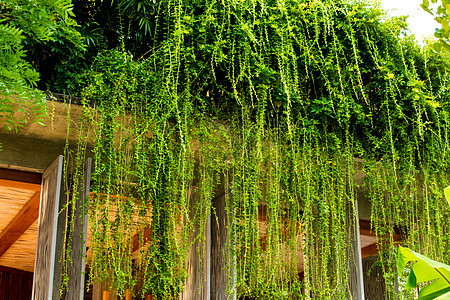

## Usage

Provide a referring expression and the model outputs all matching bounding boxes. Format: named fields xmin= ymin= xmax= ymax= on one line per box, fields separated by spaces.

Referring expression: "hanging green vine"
xmin=64 ymin=0 xmax=450 ymax=298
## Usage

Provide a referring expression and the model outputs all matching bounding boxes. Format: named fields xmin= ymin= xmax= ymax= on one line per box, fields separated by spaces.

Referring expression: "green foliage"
xmin=63 ymin=0 xmax=450 ymax=298
xmin=0 ymin=0 xmax=84 ymax=130
xmin=398 ymin=246 xmax=450 ymax=299
xmin=421 ymin=0 xmax=450 ymax=51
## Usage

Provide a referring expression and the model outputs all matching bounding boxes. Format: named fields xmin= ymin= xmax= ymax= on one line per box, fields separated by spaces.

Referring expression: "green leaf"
xmin=443 ymin=41 xmax=450 ymax=51
xmin=398 ymin=246 xmax=450 ymax=299
xmin=445 ymin=186 xmax=450 ymax=206
xmin=406 ymin=269 xmax=417 ymax=288
xmin=444 ymin=19 xmax=450 ymax=31
xmin=435 ymin=290 xmax=450 ymax=300
xmin=419 ymin=280 xmax=450 ymax=299
xmin=422 ymin=0 xmax=433 ymax=14
xmin=433 ymin=42 xmax=443 ymax=52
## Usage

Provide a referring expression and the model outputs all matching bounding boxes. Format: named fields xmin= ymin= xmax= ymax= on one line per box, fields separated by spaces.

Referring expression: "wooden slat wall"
xmin=0 ymin=266 xmax=33 ymax=300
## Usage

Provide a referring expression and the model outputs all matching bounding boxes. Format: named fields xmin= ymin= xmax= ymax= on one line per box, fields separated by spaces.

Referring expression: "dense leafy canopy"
xmin=0 ymin=0 xmax=84 ymax=131
xmin=5 ymin=0 xmax=450 ymax=298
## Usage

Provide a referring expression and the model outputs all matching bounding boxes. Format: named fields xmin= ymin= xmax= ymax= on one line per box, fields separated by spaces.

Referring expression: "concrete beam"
xmin=0 ymin=132 xmax=92 ymax=172
xmin=0 ymin=100 xmax=92 ymax=145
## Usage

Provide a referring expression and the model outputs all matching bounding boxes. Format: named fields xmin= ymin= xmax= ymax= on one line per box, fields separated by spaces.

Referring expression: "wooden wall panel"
xmin=363 ymin=256 xmax=386 ymax=299
xmin=0 ymin=220 xmax=39 ymax=272
xmin=0 ymin=266 xmax=33 ymax=300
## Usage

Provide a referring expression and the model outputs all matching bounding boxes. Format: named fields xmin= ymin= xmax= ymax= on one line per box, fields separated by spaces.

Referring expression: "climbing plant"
xmin=66 ymin=0 xmax=450 ymax=298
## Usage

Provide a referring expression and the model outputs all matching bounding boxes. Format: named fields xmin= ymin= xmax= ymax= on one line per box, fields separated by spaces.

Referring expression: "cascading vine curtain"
xmin=64 ymin=0 xmax=450 ymax=298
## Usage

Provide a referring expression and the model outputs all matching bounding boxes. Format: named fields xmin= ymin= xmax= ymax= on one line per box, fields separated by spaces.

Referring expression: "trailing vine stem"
xmin=65 ymin=0 xmax=450 ymax=298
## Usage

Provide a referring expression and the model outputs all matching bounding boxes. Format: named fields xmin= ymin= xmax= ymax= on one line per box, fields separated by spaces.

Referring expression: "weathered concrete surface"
xmin=0 ymin=132 xmax=91 ymax=173
xmin=0 ymin=100 xmax=93 ymax=172
xmin=0 ymin=100 xmax=93 ymax=145
xmin=0 ymin=99 xmax=373 ymax=222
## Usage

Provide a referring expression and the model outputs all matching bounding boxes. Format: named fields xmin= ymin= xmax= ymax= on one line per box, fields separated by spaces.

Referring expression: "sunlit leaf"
xmin=445 ymin=186 xmax=450 ymax=206
xmin=398 ymin=246 xmax=450 ymax=299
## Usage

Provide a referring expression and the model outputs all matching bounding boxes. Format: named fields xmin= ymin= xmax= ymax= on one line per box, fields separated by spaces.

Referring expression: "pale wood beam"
xmin=361 ymin=244 xmax=378 ymax=259
xmin=0 ymin=179 xmax=41 ymax=191
xmin=0 ymin=191 xmax=40 ymax=257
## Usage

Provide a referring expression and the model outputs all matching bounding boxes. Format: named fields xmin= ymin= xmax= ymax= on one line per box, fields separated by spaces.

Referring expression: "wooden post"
xmin=211 ymin=173 xmax=235 ymax=300
xmin=211 ymin=190 xmax=227 ymax=299
xmin=210 ymin=175 xmax=236 ymax=300
xmin=125 ymin=289 xmax=131 ymax=300
xmin=31 ymin=155 xmax=65 ymax=300
xmin=102 ymin=291 xmax=109 ymax=300
xmin=362 ymin=256 xmax=386 ymax=298
xmin=179 ymin=187 xmax=208 ymax=299
xmin=66 ymin=158 xmax=92 ymax=300
xmin=349 ymin=200 xmax=365 ymax=299
xmin=206 ymin=213 xmax=211 ymax=300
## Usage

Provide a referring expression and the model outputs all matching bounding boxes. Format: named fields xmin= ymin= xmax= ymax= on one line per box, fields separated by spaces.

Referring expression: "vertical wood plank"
xmin=31 ymin=155 xmax=64 ymax=300
xmin=205 ymin=213 xmax=211 ymax=300
xmin=52 ymin=184 xmax=68 ymax=300
xmin=66 ymin=158 xmax=92 ymax=300
xmin=103 ymin=291 xmax=110 ymax=300
xmin=179 ymin=188 xmax=207 ymax=299
xmin=349 ymin=200 xmax=365 ymax=299
xmin=92 ymin=282 xmax=101 ymax=300
xmin=362 ymin=256 xmax=386 ymax=298
xmin=92 ymin=278 xmax=118 ymax=300
xmin=125 ymin=289 xmax=132 ymax=300
xmin=211 ymin=173 xmax=235 ymax=300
